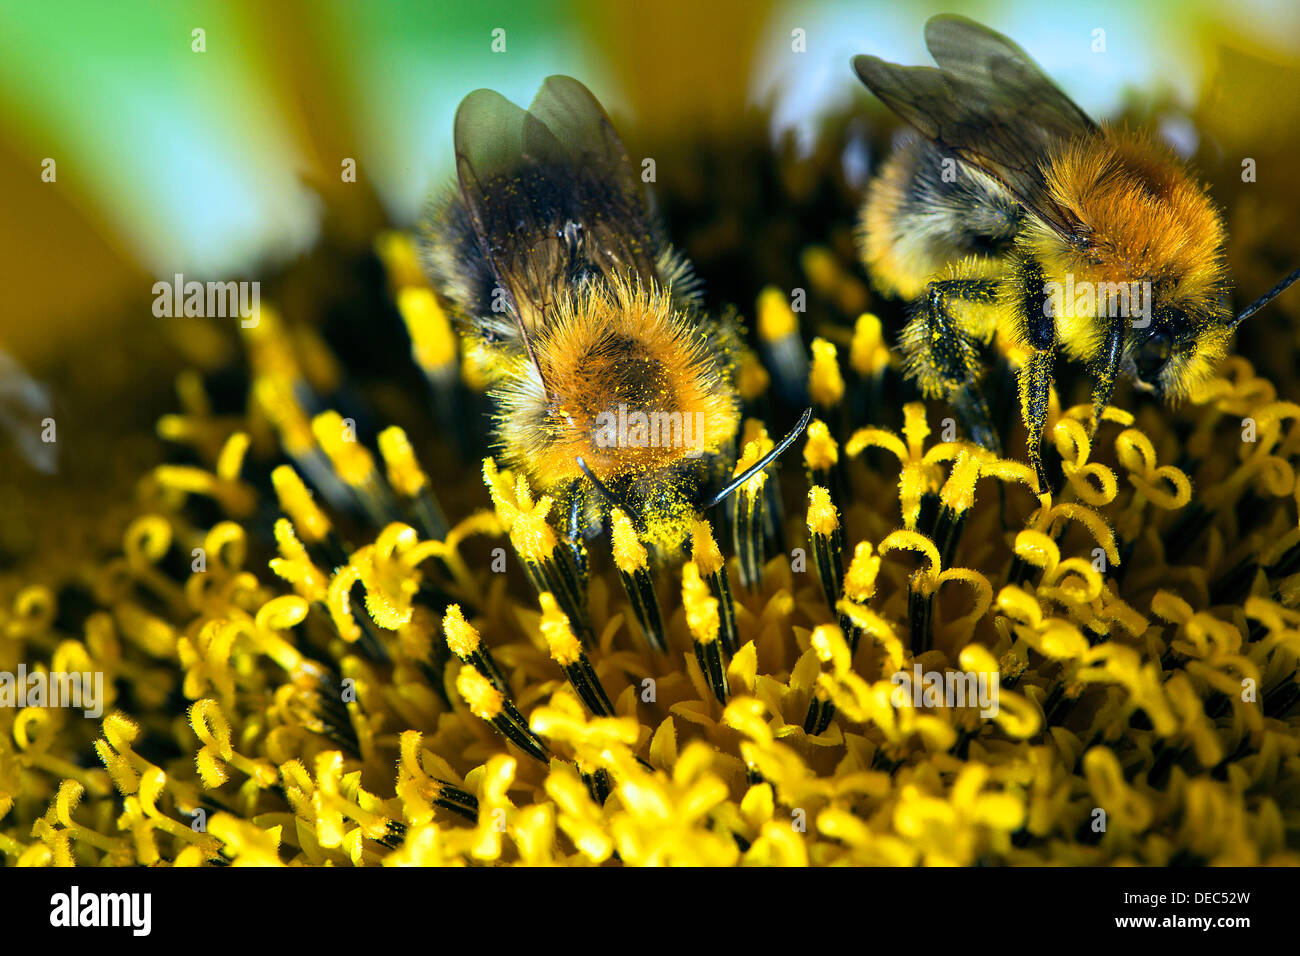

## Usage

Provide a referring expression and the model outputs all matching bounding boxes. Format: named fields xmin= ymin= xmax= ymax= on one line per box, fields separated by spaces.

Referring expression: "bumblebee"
xmin=421 ymin=76 xmax=805 ymax=560
xmin=853 ymin=15 xmax=1300 ymax=492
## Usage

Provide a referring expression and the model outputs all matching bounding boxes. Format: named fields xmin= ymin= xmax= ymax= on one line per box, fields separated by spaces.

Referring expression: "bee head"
xmin=1124 ymin=291 xmax=1233 ymax=402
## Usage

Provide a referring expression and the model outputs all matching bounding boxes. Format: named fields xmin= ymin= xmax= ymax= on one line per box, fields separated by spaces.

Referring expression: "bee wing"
xmin=853 ymin=15 xmax=1097 ymax=240
xmin=453 ymin=75 xmax=657 ymax=332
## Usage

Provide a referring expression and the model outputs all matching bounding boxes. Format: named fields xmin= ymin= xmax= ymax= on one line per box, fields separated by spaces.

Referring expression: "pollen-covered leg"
xmin=951 ymin=382 xmax=1001 ymax=454
xmin=1007 ymin=257 xmax=1060 ymax=495
xmin=1019 ymin=349 xmax=1054 ymax=495
xmin=898 ymin=277 xmax=1000 ymax=449
xmin=1089 ymin=315 xmax=1123 ymax=432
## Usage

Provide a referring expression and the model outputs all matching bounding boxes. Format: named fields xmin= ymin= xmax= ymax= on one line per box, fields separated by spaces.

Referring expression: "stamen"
xmin=378 ymin=426 xmax=450 ymax=540
xmin=729 ymin=430 xmax=772 ymax=591
xmin=483 ymin=462 xmax=593 ymax=645
xmin=690 ymin=519 xmax=737 ymax=655
xmin=312 ymin=411 xmax=400 ymax=528
xmin=539 ymin=593 xmax=614 ymax=717
xmin=683 ymin=561 xmax=729 ymax=704
xmin=444 ymin=606 xmax=549 ymax=763
xmin=611 ymin=509 xmax=667 ymax=652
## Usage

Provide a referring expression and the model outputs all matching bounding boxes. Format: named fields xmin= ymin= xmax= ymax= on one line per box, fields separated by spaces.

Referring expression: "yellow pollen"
xmin=271 ymin=465 xmax=331 ymax=543
xmin=538 ymin=593 xmax=582 ymax=666
xmin=610 ymin=509 xmax=648 ymax=573
xmin=312 ymin=411 xmax=376 ymax=487
xmin=843 ymin=541 xmax=881 ymax=604
xmin=456 ymin=666 xmax=503 ymax=721
xmin=397 ymin=287 xmax=458 ymax=371
xmin=378 ymin=426 xmax=428 ymax=498
xmin=757 ymin=286 xmax=798 ymax=342
xmin=510 ymin=505 xmax=558 ymax=562
xmin=808 ymin=338 xmax=845 ymax=408
xmin=806 ymin=486 xmax=840 ymax=537
xmin=850 ymin=312 xmax=891 ymax=377
xmin=940 ymin=451 xmax=981 ymax=514
xmin=681 ymin=561 xmax=720 ymax=645
xmin=442 ymin=605 xmax=481 ymax=658
xmin=690 ymin=519 xmax=725 ymax=577
xmin=803 ymin=419 xmax=839 ymax=470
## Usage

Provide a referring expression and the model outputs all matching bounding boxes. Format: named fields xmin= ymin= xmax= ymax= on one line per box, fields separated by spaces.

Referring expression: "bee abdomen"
xmin=858 ymin=138 xmax=1021 ymax=301
xmin=419 ymin=187 xmax=499 ymax=329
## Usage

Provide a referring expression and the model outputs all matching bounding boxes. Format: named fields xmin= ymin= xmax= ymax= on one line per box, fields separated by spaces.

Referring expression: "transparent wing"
xmin=453 ymin=75 xmax=657 ymax=334
xmin=853 ymin=15 xmax=1097 ymax=239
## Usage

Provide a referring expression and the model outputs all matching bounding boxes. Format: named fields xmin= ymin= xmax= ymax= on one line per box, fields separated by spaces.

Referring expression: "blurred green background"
xmin=2 ymin=0 xmax=1298 ymax=361
xmin=0 ymin=0 xmax=1297 ymax=428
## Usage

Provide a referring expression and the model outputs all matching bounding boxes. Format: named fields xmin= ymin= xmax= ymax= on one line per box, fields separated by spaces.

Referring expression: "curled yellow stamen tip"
xmin=610 ymin=509 xmax=648 ymax=573
xmin=757 ymin=286 xmax=798 ymax=343
xmin=803 ymin=419 xmax=839 ymax=471
xmin=216 ymin=432 xmax=250 ymax=482
xmin=273 ymin=517 xmax=306 ymax=559
xmin=378 ymin=426 xmax=428 ymax=498
xmin=326 ymin=563 xmax=363 ymax=643
xmin=850 ymin=312 xmax=891 ymax=377
xmin=880 ymin=530 xmax=942 ymax=585
xmin=690 ymin=519 xmax=725 ymax=577
xmin=844 ymin=541 xmax=881 ymax=604
xmin=397 ymin=287 xmax=458 ymax=372
xmin=682 ymin=561 xmax=720 ymax=645
xmin=808 ymin=338 xmax=845 ymax=408
xmin=311 ymin=411 xmax=375 ymax=487
xmin=456 ymin=665 xmax=503 ymax=721
xmin=807 ymin=486 xmax=840 ymax=536
xmin=442 ymin=604 xmax=481 ymax=659
xmin=270 ymin=519 xmax=328 ymax=601
xmin=940 ymin=450 xmax=981 ymax=514
xmin=271 ymin=465 xmax=331 ymax=543
xmin=538 ymin=593 xmax=582 ymax=666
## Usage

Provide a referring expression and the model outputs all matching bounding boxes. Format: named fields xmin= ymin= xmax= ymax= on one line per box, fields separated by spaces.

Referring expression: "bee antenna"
xmin=702 ymin=407 xmax=813 ymax=511
xmin=575 ymin=456 xmax=620 ymax=507
xmin=1230 ymin=265 xmax=1300 ymax=330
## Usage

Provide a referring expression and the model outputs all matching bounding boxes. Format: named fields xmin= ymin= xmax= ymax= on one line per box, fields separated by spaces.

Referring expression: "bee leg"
xmin=564 ymin=480 xmax=591 ymax=598
xmin=1019 ymin=349 xmax=1055 ymax=495
xmin=1089 ymin=315 xmax=1123 ymax=434
xmin=567 ymin=480 xmax=583 ymax=544
xmin=902 ymin=277 xmax=1000 ymax=446
xmin=1008 ymin=261 xmax=1059 ymax=495
xmin=951 ymin=381 xmax=1002 ymax=454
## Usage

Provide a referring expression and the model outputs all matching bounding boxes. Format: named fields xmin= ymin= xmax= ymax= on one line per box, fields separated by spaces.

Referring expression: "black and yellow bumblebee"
xmin=853 ymin=15 xmax=1300 ymax=491
xmin=422 ymin=76 xmax=806 ymax=560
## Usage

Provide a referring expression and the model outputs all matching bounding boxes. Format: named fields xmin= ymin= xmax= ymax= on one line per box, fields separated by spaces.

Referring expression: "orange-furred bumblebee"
xmin=421 ymin=76 xmax=807 ymax=561
xmin=853 ymin=15 xmax=1300 ymax=492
